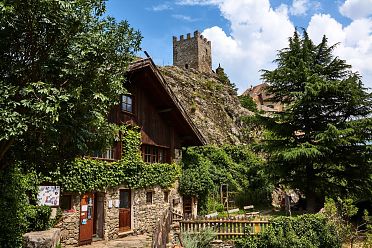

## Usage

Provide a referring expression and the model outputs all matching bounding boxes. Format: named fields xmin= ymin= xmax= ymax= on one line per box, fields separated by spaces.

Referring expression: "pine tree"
xmin=261 ymin=31 xmax=372 ymax=212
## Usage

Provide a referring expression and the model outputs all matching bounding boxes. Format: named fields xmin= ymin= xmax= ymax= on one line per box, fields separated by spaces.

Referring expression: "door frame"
xmin=93 ymin=192 xmax=105 ymax=240
xmin=118 ymin=188 xmax=133 ymax=232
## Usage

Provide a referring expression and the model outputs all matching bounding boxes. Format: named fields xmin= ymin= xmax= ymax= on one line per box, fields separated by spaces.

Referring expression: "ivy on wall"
xmin=49 ymin=126 xmax=181 ymax=193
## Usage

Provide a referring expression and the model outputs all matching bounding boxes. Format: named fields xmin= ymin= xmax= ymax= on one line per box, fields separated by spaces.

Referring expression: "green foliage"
xmin=26 ymin=205 xmax=52 ymax=232
xmin=0 ymin=0 xmax=142 ymax=170
xmin=260 ymin=31 xmax=372 ymax=211
xmin=324 ymin=197 xmax=372 ymax=247
xmin=216 ymin=67 xmax=236 ymax=91
xmin=179 ymin=145 xmax=271 ymax=214
xmin=0 ymin=164 xmax=39 ymax=247
xmin=54 ymin=158 xmax=181 ymax=193
xmin=239 ymin=95 xmax=258 ymax=112
xmin=236 ymin=214 xmax=342 ymax=248
xmin=50 ymin=127 xmax=180 ymax=193
xmin=181 ymin=228 xmax=216 ymax=248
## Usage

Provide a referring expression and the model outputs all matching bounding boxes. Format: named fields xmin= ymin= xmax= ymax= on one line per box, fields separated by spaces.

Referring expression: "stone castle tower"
xmin=173 ymin=30 xmax=212 ymax=73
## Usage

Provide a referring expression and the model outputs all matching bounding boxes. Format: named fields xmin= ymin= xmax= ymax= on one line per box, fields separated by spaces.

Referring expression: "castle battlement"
xmin=172 ymin=30 xmax=212 ymax=73
xmin=172 ymin=31 xmax=211 ymax=45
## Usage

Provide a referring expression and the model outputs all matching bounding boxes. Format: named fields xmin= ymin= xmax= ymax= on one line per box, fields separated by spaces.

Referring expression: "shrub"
xmin=236 ymin=214 xmax=342 ymax=248
xmin=181 ymin=228 xmax=216 ymax=248
xmin=26 ymin=205 xmax=52 ymax=232
xmin=0 ymin=164 xmax=39 ymax=247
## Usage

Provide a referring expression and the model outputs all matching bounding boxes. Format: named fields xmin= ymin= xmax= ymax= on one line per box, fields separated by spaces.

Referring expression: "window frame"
xmin=121 ymin=94 xmax=134 ymax=113
xmin=141 ymin=145 xmax=169 ymax=164
xmin=91 ymin=145 xmax=116 ymax=161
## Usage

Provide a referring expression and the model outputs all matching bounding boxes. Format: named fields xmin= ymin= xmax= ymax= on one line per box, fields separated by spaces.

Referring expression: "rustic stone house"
xmin=242 ymin=83 xmax=284 ymax=112
xmin=57 ymin=58 xmax=205 ymax=246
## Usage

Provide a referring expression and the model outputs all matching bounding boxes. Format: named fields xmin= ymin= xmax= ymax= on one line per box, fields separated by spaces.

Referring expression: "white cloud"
xmin=198 ymin=0 xmax=295 ymax=92
xmin=150 ymin=3 xmax=172 ymax=11
xmin=290 ymin=0 xmax=309 ymax=16
xmin=175 ymin=0 xmax=372 ymax=91
xmin=172 ymin=14 xmax=199 ymax=22
xmin=339 ymin=0 xmax=372 ymax=20
xmin=176 ymin=0 xmax=223 ymax=5
xmin=307 ymin=14 xmax=346 ymax=45
xmin=307 ymin=13 xmax=372 ymax=89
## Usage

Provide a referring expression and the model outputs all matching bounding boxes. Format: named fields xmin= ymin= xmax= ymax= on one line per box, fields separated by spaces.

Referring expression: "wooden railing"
xmin=180 ymin=217 xmax=270 ymax=240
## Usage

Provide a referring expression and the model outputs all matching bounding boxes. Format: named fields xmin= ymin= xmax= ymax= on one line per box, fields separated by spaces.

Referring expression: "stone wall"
xmin=57 ymin=195 xmax=80 ymax=246
xmin=57 ymin=182 xmax=182 ymax=246
xmin=23 ymin=228 xmax=61 ymax=248
xmin=104 ymin=189 xmax=120 ymax=240
xmin=132 ymin=181 xmax=183 ymax=234
xmin=173 ymin=30 xmax=212 ymax=73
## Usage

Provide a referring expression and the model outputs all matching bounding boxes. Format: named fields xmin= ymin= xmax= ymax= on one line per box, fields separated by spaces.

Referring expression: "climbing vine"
xmin=49 ymin=125 xmax=181 ymax=193
xmin=180 ymin=145 xmax=272 ymax=213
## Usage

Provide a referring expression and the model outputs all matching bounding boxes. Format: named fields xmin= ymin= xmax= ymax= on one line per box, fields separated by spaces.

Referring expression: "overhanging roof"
xmin=127 ymin=58 xmax=206 ymax=146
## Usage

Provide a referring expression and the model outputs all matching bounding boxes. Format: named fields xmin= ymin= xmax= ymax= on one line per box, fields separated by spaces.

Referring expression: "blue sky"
xmin=106 ymin=0 xmax=372 ymax=93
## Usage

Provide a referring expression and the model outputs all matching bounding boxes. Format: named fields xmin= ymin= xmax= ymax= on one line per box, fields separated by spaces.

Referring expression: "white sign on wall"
xmin=37 ymin=186 xmax=60 ymax=207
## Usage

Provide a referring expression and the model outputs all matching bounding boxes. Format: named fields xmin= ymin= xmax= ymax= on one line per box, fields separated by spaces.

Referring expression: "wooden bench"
xmin=243 ymin=205 xmax=254 ymax=211
xmin=245 ymin=211 xmax=260 ymax=217
xmin=244 ymin=205 xmax=260 ymax=216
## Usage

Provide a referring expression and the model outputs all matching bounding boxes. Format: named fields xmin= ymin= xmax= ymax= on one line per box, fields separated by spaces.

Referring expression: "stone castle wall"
xmin=173 ymin=30 xmax=212 ymax=73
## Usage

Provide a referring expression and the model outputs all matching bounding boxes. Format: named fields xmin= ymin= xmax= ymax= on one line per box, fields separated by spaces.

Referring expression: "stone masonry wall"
xmin=132 ymin=181 xmax=183 ymax=234
xmin=104 ymin=189 xmax=120 ymax=240
xmin=57 ymin=182 xmax=182 ymax=246
xmin=173 ymin=30 xmax=212 ymax=73
xmin=57 ymin=195 xmax=80 ymax=246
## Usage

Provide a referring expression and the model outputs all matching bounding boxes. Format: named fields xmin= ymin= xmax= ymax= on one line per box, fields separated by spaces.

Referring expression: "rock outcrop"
xmin=159 ymin=66 xmax=251 ymax=145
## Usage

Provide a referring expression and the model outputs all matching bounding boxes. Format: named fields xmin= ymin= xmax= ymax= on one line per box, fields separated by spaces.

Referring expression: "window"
xmin=119 ymin=189 xmax=130 ymax=209
xmin=141 ymin=145 xmax=169 ymax=163
xmin=121 ymin=95 xmax=133 ymax=113
xmin=60 ymin=195 xmax=72 ymax=211
xmin=146 ymin=192 xmax=153 ymax=204
xmin=185 ymin=64 xmax=189 ymax=69
xmin=144 ymin=145 xmax=152 ymax=163
xmin=164 ymin=191 xmax=169 ymax=203
xmin=92 ymin=146 xmax=116 ymax=160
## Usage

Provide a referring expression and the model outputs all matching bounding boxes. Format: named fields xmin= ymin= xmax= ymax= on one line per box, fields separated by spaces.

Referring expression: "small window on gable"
xmin=185 ymin=64 xmax=189 ymax=69
xmin=146 ymin=192 xmax=153 ymax=204
xmin=121 ymin=95 xmax=133 ymax=113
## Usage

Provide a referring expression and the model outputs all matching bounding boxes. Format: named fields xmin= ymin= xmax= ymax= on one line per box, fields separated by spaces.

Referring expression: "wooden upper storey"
xmin=108 ymin=58 xmax=205 ymax=162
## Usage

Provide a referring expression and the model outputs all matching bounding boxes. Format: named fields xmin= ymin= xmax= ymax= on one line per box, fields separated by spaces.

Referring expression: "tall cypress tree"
xmin=261 ymin=31 xmax=372 ymax=212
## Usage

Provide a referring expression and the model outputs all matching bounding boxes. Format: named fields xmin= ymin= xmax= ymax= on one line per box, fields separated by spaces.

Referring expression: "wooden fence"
xmin=180 ymin=217 xmax=270 ymax=240
xmin=151 ymin=207 xmax=172 ymax=248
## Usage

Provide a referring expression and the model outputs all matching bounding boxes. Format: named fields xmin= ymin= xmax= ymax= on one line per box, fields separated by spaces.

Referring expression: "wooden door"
xmin=79 ymin=193 xmax=94 ymax=245
xmin=183 ymin=196 xmax=192 ymax=218
xmin=119 ymin=189 xmax=131 ymax=232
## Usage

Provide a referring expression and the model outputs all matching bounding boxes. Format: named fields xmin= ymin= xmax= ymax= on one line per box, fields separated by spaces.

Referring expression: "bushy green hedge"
xmin=26 ymin=205 xmax=52 ymax=232
xmin=236 ymin=214 xmax=342 ymax=248
xmin=0 ymin=165 xmax=39 ymax=247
